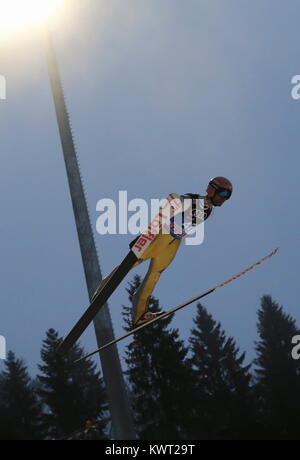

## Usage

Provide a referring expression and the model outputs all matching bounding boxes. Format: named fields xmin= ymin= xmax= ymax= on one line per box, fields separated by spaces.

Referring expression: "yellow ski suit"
xmin=131 ymin=233 xmax=182 ymax=324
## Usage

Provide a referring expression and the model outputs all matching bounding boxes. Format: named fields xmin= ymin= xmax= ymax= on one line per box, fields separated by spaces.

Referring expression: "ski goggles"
xmin=216 ymin=188 xmax=232 ymax=199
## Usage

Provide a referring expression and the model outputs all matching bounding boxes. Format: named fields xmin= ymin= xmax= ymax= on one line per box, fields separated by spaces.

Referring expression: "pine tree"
xmin=189 ymin=303 xmax=254 ymax=440
xmin=37 ymin=329 xmax=108 ymax=439
xmin=254 ymin=295 xmax=300 ymax=439
xmin=0 ymin=351 xmax=43 ymax=440
xmin=123 ymin=276 xmax=194 ymax=440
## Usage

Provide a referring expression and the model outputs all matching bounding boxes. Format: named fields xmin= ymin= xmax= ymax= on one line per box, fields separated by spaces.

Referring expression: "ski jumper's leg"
xmin=132 ymin=234 xmax=182 ymax=325
xmin=91 ymin=234 xmax=163 ymax=301
xmin=92 ymin=232 xmax=162 ymax=301
xmin=91 ymin=233 xmax=161 ymax=301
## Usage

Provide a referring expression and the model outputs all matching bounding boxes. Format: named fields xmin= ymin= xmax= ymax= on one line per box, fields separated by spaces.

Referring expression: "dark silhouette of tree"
xmin=37 ymin=329 xmax=108 ymax=439
xmin=0 ymin=351 xmax=43 ymax=440
xmin=189 ymin=303 xmax=255 ymax=439
xmin=3 ymin=293 xmax=297 ymax=441
xmin=123 ymin=276 xmax=194 ymax=440
xmin=254 ymin=295 xmax=300 ymax=440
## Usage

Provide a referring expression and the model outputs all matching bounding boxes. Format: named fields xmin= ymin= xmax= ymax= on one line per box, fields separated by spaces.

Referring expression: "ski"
xmin=57 ymin=194 xmax=183 ymax=355
xmin=57 ymin=251 xmax=138 ymax=355
xmin=75 ymin=248 xmax=279 ymax=363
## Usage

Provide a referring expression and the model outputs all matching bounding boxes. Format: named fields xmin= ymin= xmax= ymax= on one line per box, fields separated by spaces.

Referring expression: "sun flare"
xmin=0 ymin=0 xmax=62 ymax=31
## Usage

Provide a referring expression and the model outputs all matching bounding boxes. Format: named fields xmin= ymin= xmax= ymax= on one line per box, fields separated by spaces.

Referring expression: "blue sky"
xmin=0 ymin=0 xmax=299 ymax=374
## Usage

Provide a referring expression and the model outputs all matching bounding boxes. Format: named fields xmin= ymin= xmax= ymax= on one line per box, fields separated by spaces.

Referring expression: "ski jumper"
xmin=131 ymin=193 xmax=213 ymax=325
xmin=57 ymin=179 xmax=233 ymax=356
xmin=95 ymin=193 xmax=213 ymax=326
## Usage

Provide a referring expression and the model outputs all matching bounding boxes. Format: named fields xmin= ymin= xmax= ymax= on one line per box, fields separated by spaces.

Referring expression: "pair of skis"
xmin=57 ymin=194 xmax=279 ymax=360
xmin=75 ymin=247 xmax=279 ymax=363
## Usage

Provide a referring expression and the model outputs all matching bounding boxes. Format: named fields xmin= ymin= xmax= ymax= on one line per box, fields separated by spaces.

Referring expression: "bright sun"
xmin=0 ymin=0 xmax=63 ymax=31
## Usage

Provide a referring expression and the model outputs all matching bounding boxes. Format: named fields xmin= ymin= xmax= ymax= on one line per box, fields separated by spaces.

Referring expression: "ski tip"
xmin=262 ymin=247 xmax=279 ymax=259
xmin=270 ymin=247 xmax=280 ymax=258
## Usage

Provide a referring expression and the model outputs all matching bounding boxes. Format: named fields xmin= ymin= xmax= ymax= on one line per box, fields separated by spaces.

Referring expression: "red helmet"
xmin=206 ymin=176 xmax=233 ymax=200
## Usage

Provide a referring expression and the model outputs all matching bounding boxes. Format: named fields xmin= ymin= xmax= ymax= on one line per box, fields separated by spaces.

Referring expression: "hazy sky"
xmin=0 ymin=0 xmax=299 ymax=374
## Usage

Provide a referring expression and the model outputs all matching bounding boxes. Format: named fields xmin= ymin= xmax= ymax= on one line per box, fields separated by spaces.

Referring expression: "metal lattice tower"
xmin=44 ymin=24 xmax=135 ymax=440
